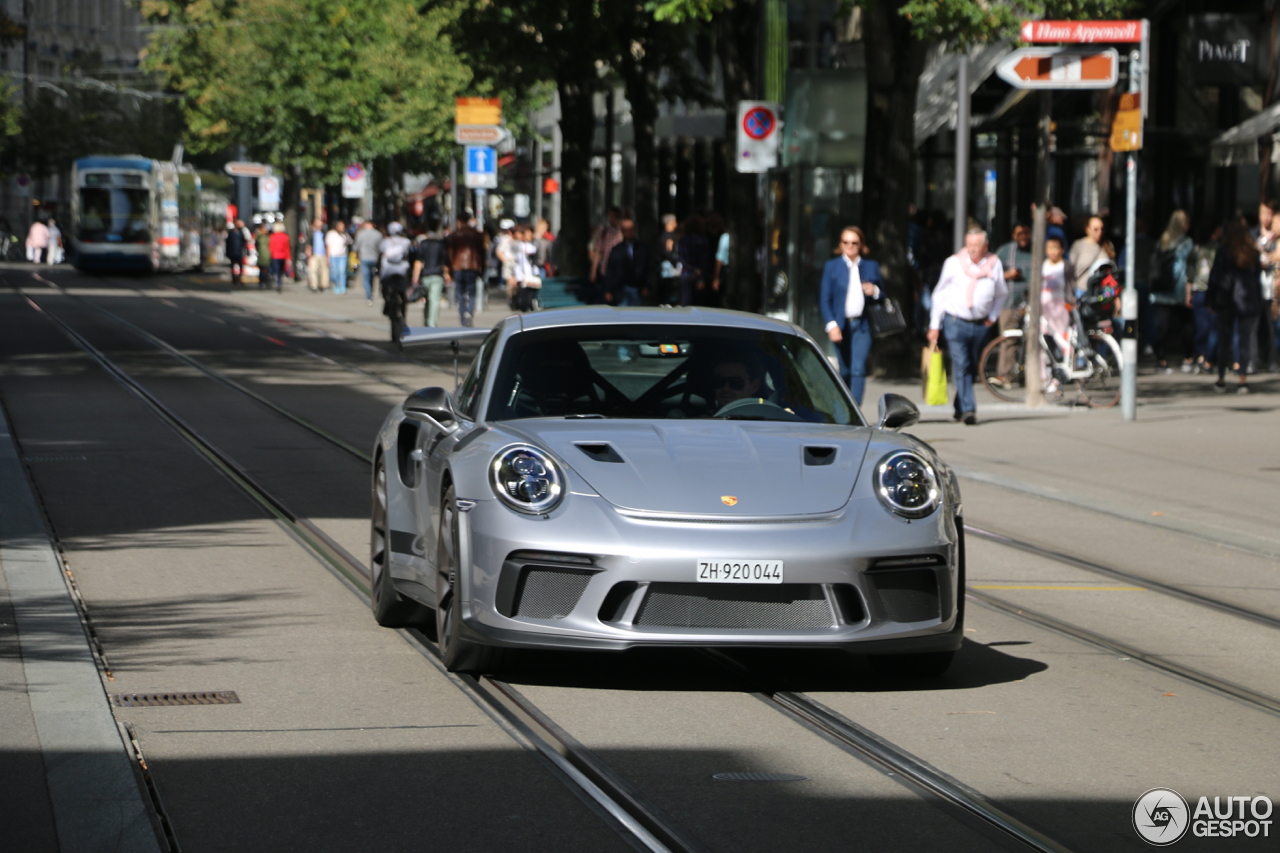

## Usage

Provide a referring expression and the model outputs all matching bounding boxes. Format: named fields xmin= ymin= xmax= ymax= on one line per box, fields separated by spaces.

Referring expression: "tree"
xmin=142 ymin=0 xmax=471 ymax=180
xmin=447 ymin=0 xmax=626 ymax=277
xmin=612 ymin=9 xmax=712 ymax=258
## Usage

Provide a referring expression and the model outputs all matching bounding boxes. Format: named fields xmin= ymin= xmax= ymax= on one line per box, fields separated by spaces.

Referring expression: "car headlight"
xmin=490 ymin=446 xmax=564 ymax=514
xmin=874 ymin=451 xmax=940 ymax=519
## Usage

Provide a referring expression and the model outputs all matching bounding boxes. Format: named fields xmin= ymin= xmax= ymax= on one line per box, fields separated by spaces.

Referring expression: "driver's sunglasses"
xmin=713 ymin=375 xmax=747 ymax=390
xmin=841 ymin=239 xmax=860 ymax=246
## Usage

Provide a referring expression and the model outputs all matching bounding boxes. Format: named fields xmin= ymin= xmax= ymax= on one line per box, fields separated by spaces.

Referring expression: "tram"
xmin=70 ymin=156 xmax=203 ymax=272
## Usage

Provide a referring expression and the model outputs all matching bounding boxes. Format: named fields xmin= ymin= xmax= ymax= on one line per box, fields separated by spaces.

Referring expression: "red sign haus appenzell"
xmin=1020 ymin=20 xmax=1143 ymax=43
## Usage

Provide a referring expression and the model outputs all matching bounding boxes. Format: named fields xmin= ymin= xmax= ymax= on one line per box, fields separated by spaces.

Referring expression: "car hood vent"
xmin=576 ymin=442 xmax=625 ymax=463
xmin=803 ymin=446 xmax=837 ymax=466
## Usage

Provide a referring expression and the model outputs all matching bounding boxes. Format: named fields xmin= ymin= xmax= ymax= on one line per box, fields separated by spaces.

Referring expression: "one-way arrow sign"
xmin=996 ymin=47 xmax=1119 ymax=89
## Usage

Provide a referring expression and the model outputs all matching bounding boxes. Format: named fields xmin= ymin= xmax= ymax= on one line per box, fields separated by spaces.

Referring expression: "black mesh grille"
xmin=512 ymin=567 xmax=593 ymax=619
xmin=871 ymin=569 xmax=941 ymax=623
xmin=634 ymin=584 xmax=835 ymax=629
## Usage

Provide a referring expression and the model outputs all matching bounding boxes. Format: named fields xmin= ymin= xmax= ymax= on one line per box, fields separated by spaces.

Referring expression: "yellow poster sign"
xmin=455 ymin=98 xmax=502 ymax=126
xmin=1110 ymin=108 xmax=1142 ymax=152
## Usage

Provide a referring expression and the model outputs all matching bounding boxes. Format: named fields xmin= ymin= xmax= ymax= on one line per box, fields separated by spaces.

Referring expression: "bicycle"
xmin=978 ymin=302 xmax=1124 ymax=408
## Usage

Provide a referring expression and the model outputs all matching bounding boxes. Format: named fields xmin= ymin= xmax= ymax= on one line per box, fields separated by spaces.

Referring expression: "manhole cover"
xmin=713 ymin=772 xmax=809 ymax=782
xmin=111 ymin=691 xmax=240 ymax=707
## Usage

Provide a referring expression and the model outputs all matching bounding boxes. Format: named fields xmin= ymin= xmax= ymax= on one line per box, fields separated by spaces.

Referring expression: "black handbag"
xmin=866 ymin=296 xmax=908 ymax=339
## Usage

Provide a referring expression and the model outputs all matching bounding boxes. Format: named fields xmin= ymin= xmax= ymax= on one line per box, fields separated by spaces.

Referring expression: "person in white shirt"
xmin=325 ymin=221 xmax=350 ymax=295
xmin=927 ymin=228 xmax=1007 ymax=424
xmin=1040 ymin=236 xmax=1075 ymax=392
xmin=818 ymin=225 xmax=883 ymax=405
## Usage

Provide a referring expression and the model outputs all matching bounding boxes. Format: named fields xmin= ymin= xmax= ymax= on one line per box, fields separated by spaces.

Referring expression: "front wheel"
xmin=978 ymin=331 xmax=1026 ymax=403
xmin=435 ymin=486 xmax=510 ymax=673
xmin=370 ymin=458 xmax=428 ymax=628
xmin=1075 ymin=333 xmax=1122 ymax=408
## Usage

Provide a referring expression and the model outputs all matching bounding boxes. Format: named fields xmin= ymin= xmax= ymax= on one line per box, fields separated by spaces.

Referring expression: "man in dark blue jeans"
xmin=926 ymin=228 xmax=1007 ymax=425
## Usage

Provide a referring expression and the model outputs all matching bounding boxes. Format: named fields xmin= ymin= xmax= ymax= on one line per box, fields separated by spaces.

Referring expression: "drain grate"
xmin=713 ymin=772 xmax=809 ymax=782
xmin=23 ymin=455 xmax=88 ymax=463
xmin=111 ymin=691 xmax=240 ymax=707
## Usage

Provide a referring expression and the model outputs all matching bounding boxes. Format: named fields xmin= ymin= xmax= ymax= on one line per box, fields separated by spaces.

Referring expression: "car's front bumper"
xmin=451 ymin=491 xmax=962 ymax=653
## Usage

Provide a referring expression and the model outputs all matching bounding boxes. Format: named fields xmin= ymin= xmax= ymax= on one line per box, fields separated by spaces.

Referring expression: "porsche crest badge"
xmin=721 ymin=496 xmax=738 ymax=506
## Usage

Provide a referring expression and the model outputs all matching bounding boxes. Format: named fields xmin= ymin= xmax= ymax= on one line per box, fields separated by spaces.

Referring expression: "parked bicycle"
xmin=978 ymin=271 xmax=1124 ymax=408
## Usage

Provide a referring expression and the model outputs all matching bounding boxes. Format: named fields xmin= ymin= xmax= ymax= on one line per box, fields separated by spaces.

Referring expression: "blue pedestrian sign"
xmin=465 ymin=145 xmax=497 ymax=189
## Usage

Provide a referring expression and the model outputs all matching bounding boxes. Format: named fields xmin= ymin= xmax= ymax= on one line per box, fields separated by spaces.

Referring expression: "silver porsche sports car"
xmin=370 ymin=308 xmax=964 ymax=674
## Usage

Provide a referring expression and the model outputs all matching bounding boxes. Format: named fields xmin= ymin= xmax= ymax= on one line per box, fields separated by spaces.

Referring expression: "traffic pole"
xmin=1025 ymin=90 xmax=1050 ymax=408
xmin=1120 ymin=26 xmax=1147 ymax=422
xmin=954 ymin=54 xmax=970 ymax=250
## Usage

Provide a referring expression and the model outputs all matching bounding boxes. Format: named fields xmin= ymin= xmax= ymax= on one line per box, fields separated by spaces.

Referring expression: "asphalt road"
xmin=1 ymin=263 xmax=1276 ymax=853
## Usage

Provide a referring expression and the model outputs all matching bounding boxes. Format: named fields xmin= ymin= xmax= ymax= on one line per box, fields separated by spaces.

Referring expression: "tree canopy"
xmin=140 ymin=0 xmax=473 ymax=179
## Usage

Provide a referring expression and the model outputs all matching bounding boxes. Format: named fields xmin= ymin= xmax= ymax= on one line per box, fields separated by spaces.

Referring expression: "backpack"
xmin=383 ymin=238 xmax=408 ymax=266
xmin=1149 ymin=246 xmax=1179 ymax=294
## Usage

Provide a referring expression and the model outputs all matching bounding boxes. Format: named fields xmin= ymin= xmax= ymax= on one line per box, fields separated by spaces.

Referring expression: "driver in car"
xmin=712 ymin=353 xmax=763 ymax=410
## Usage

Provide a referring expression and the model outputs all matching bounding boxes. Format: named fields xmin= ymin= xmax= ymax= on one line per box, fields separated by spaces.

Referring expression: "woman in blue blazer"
xmin=819 ymin=225 xmax=882 ymax=404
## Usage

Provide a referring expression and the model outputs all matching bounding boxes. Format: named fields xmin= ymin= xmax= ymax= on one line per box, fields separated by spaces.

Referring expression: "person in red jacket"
xmin=267 ymin=222 xmax=292 ymax=292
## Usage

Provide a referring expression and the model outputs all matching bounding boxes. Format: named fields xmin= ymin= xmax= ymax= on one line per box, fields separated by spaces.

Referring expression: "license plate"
xmin=696 ymin=560 xmax=784 ymax=584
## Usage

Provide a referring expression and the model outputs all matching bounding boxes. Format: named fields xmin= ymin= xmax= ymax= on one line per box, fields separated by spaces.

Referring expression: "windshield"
xmin=78 ymin=188 xmax=150 ymax=243
xmin=486 ymin=324 xmax=859 ymax=425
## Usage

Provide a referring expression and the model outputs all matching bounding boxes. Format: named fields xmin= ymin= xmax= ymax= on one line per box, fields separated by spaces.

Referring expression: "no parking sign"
xmin=736 ymin=101 xmax=781 ymax=173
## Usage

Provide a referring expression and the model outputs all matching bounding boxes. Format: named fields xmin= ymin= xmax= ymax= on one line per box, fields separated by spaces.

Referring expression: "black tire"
xmin=867 ymin=651 xmax=956 ymax=678
xmin=370 ymin=457 xmax=428 ymax=627
xmin=435 ymin=486 xmax=509 ymax=673
xmin=978 ymin=332 xmax=1026 ymax=403
xmin=1076 ymin=332 xmax=1122 ymax=408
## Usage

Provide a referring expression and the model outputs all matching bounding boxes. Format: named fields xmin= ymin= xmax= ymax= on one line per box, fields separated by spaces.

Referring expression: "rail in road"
xmin=8 ymin=273 xmax=1279 ymax=851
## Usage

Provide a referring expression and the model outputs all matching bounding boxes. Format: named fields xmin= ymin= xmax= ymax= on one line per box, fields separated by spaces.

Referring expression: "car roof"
xmin=510 ymin=306 xmax=801 ymax=336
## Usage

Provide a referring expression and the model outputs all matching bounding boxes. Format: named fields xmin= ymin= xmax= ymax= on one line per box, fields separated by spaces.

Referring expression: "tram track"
xmin=12 ymin=277 xmax=1280 ymax=852
xmin=12 ymin=273 xmax=1094 ymax=853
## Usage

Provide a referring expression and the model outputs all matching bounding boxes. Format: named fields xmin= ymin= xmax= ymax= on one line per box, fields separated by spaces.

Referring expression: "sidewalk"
xmin=0 ymin=402 xmax=163 ymax=853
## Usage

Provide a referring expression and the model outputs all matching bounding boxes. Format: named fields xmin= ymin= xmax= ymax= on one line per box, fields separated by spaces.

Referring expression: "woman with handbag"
xmin=819 ymin=225 xmax=882 ymax=405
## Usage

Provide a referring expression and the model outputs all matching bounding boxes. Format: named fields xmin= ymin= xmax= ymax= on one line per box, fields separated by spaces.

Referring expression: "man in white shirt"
xmin=926 ymin=228 xmax=1007 ymax=424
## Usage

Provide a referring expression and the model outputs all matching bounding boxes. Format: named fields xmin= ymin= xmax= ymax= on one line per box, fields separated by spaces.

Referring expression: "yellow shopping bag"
xmin=925 ymin=345 xmax=948 ymax=406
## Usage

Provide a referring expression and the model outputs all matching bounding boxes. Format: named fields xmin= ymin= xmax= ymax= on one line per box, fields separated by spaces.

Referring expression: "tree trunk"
xmin=618 ymin=33 xmax=660 ymax=280
xmin=716 ymin=0 xmax=762 ymax=312
xmin=556 ymin=68 xmax=597 ymax=279
xmin=862 ymin=1 xmax=926 ymax=377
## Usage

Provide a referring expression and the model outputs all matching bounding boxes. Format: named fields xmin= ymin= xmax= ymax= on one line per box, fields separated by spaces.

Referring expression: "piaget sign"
xmin=1184 ymin=14 xmax=1266 ymax=86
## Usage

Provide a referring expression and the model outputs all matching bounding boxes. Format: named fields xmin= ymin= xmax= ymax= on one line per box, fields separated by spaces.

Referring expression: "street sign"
xmin=224 ymin=161 xmax=271 ymax=178
xmin=342 ymin=162 xmax=367 ymax=199
xmin=455 ymin=125 xmax=506 ymax=145
xmin=996 ymin=48 xmax=1119 ymax=89
xmin=1020 ymin=20 xmax=1143 ymax=43
xmin=736 ymin=101 xmax=781 ymax=173
xmin=258 ymin=175 xmax=280 ymax=211
xmin=14 ymin=174 xmax=30 ymax=197
xmin=455 ymin=98 xmax=501 ymax=126
xmin=464 ymin=145 xmax=497 ymax=189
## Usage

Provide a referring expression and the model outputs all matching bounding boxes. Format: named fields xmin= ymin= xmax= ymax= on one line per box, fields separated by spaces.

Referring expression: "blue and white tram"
xmin=70 ymin=156 xmax=203 ymax=272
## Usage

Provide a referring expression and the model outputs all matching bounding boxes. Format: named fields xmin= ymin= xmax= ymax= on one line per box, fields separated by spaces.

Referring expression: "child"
xmin=1041 ymin=236 xmax=1074 ymax=391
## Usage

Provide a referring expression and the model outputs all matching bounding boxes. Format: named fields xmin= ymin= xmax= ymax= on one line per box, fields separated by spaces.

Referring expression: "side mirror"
xmin=404 ymin=387 xmax=456 ymax=427
xmin=877 ymin=393 xmax=919 ymax=431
